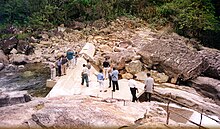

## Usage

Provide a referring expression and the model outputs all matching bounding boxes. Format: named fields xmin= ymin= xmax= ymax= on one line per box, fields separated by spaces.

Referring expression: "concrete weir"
xmin=46 ymin=42 xmax=145 ymax=100
xmin=45 ymin=43 xmax=220 ymax=127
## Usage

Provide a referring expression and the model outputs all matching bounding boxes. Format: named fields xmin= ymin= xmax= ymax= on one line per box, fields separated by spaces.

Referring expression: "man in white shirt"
xmin=128 ymin=75 xmax=138 ymax=102
xmin=144 ymin=73 xmax=154 ymax=102
xmin=81 ymin=64 xmax=89 ymax=87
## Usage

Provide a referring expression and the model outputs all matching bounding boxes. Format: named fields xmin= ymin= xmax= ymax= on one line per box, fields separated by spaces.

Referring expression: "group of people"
xmin=81 ymin=58 xmax=120 ymax=93
xmin=128 ymin=73 xmax=154 ymax=102
xmin=81 ymin=57 xmax=155 ymax=103
xmin=49 ymin=48 xmax=79 ymax=80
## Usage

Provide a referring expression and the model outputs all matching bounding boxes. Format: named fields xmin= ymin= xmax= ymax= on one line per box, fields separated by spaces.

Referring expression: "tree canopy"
xmin=0 ymin=0 xmax=219 ymax=49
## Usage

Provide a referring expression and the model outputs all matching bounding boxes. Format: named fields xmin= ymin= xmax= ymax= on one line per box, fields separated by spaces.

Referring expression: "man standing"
xmin=66 ymin=49 xmax=74 ymax=69
xmin=102 ymin=58 xmax=110 ymax=80
xmin=108 ymin=65 xmax=113 ymax=88
xmin=61 ymin=55 xmax=68 ymax=75
xmin=56 ymin=56 xmax=62 ymax=76
xmin=111 ymin=67 xmax=119 ymax=92
xmin=86 ymin=60 xmax=91 ymax=77
xmin=144 ymin=73 xmax=154 ymax=102
xmin=97 ymin=69 xmax=106 ymax=92
xmin=81 ymin=64 xmax=89 ymax=87
xmin=128 ymin=75 xmax=138 ymax=102
xmin=49 ymin=62 xmax=56 ymax=80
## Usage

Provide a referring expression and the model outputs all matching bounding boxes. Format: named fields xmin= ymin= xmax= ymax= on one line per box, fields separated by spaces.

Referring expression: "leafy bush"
xmin=17 ymin=33 xmax=30 ymax=40
xmin=0 ymin=0 xmax=219 ymax=48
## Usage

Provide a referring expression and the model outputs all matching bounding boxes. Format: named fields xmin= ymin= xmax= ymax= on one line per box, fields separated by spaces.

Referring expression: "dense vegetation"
xmin=0 ymin=0 xmax=220 ymax=49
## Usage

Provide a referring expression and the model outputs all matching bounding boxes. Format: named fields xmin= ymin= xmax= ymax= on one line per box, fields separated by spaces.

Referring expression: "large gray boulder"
xmin=0 ymin=36 xmax=18 ymax=54
xmin=9 ymin=54 xmax=29 ymax=65
xmin=93 ymin=50 xmax=135 ymax=70
xmin=0 ymin=50 xmax=9 ymax=65
xmin=189 ymin=76 xmax=220 ymax=102
xmin=125 ymin=60 xmax=143 ymax=74
xmin=0 ymin=91 xmax=31 ymax=107
xmin=17 ymin=40 xmax=34 ymax=55
xmin=199 ymin=48 xmax=220 ymax=79
xmin=104 ymin=50 xmax=136 ymax=70
xmin=137 ymin=39 xmax=208 ymax=81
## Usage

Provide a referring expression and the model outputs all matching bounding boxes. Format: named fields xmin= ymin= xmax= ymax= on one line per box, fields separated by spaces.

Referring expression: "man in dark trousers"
xmin=81 ymin=64 xmax=89 ymax=87
xmin=111 ymin=67 xmax=119 ymax=92
xmin=103 ymin=58 xmax=110 ymax=80
xmin=128 ymin=75 xmax=139 ymax=102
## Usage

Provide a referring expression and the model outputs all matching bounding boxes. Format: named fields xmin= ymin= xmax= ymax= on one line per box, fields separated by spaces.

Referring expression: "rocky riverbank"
xmin=0 ymin=63 xmax=51 ymax=96
xmin=0 ymin=95 xmax=200 ymax=129
xmin=0 ymin=17 xmax=220 ymax=127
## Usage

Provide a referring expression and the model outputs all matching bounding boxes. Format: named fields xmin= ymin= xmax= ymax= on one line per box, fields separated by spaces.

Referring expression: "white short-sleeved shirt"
xmin=128 ymin=79 xmax=137 ymax=88
xmin=82 ymin=67 xmax=89 ymax=75
xmin=144 ymin=77 xmax=154 ymax=93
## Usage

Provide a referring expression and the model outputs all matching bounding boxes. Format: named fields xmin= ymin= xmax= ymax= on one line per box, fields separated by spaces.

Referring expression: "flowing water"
xmin=0 ymin=63 xmax=51 ymax=97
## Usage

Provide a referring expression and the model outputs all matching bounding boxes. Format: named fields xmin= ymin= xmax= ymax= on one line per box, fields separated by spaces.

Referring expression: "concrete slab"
xmin=46 ymin=42 xmax=146 ymax=100
xmin=46 ymin=56 xmax=145 ymax=100
xmin=46 ymin=79 xmax=57 ymax=88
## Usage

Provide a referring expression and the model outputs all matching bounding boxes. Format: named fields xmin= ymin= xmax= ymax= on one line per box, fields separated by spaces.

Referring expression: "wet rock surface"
xmin=189 ymin=76 xmax=220 ymax=104
xmin=0 ymin=91 xmax=31 ymax=107
xmin=0 ymin=95 xmax=179 ymax=128
xmin=0 ymin=63 xmax=50 ymax=97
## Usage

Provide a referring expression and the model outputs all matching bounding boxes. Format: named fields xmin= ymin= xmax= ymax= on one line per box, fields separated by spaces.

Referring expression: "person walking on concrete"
xmin=103 ymin=58 xmax=110 ymax=80
xmin=66 ymin=49 xmax=74 ymax=69
xmin=97 ymin=69 xmax=107 ymax=92
xmin=129 ymin=75 xmax=138 ymax=102
xmin=75 ymin=51 xmax=79 ymax=65
xmin=56 ymin=56 xmax=62 ymax=76
xmin=86 ymin=60 xmax=91 ymax=77
xmin=111 ymin=67 xmax=119 ymax=92
xmin=49 ymin=62 xmax=56 ymax=80
xmin=144 ymin=73 xmax=154 ymax=102
xmin=81 ymin=64 xmax=89 ymax=87
xmin=61 ymin=55 xmax=68 ymax=75
xmin=108 ymin=64 xmax=113 ymax=88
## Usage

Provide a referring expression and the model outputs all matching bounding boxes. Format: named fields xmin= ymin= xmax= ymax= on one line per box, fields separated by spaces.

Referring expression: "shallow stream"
xmin=0 ymin=63 xmax=51 ymax=97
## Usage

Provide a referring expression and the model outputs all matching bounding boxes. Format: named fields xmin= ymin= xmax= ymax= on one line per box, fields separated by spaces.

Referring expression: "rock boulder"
xmin=189 ymin=76 xmax=220 ymax=101
xmin=0 ymin=95 xmax=170 ymax=128
xmin=125 ymin=60 xmax=143 ymax=74
xmin=0 ymin=50 xmax=9 ymax=65
xmin=9 ymin=54 xmax=28 ymax=65
xmin=17 ymin=40 xmax=34 ymax=55
xmin=0 ymin=36 xmax=18 ymax=54
xmin=0 ymin=91 xmax=31 ymax=107
xmin=104 ymin=50 xmax=136 ymax=70
xmin=199 ymin=48 xmax=220 ymax=79
xmin=137 ymin=39 xmax=208 ymax=81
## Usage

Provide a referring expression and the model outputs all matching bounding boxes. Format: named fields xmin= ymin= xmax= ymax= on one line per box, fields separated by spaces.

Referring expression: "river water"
xmin=0 ymin=63 xmax=51 ymax=97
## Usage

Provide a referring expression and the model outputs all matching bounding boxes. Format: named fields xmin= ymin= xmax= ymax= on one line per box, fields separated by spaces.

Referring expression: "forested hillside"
xmin=0 ymin=0 xmax=220 ymax=49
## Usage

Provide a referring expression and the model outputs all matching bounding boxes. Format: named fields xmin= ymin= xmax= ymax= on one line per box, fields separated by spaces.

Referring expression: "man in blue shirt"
xmin=66 ymin=49 xmax=75 ymax=69
xmin=111 ymin=67 xmax=119 ymax=92
xmin=97 ymin=69 xmax=106 ymax=92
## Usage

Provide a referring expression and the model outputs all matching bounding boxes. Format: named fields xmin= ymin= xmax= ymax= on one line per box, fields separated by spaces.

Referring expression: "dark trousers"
xmin=112 ymin=80 xmax=119 ymax=91
xmin=145 ymin=92 xmax=152 ymax=102
xmin=57 ymin=65 xmax=61 ymax=76
xmin=130 ymin=87 xmax=138 ymax=102
xmin=108 ymin=75 xmax=112 ymax=87
xmin=81 ymin=74 xmax=89 ymax=87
